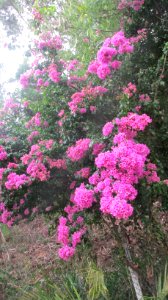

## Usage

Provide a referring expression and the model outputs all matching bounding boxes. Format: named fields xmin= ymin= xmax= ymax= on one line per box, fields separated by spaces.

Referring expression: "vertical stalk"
xmin=118 ymin=225 xmax=143 ymax=300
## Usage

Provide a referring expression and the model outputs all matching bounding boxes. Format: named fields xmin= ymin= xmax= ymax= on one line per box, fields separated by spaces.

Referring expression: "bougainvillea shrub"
xmin=0 ymin=0 xmax=168 ymax=270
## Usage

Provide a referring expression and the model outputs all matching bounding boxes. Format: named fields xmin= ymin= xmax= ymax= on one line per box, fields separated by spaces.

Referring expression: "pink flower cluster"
xmin=35 ymin=32 xmax=62 ymax=50
xmin=27 ymin=131 xmax=39 ymax=143
xmin=69 ymin=181 xmax=76 ymax=190
xmin=74 ymin=183 xmax=96 ymax=209
xmin=66 ymin=138 xmax=91 ymax=162
xmin=92 ymin=113 xmax=159 ymax=219
xmin=26 ymin=160 xmax=50 ymax=181
xmin=130 ymin=29 xmax=147 ymax=43
xmin=5 ymin=173 xmax=30 ymax=190
xmin=3 ymin=98 xmax=19 ymax=112
xmin=37 ymin=78 xmax=49 ymax=88
xmin=115 ymin=113 xmax=152 ymax=138
xmin=21 ymin=144 xmax=42 ymax=165
xmin=67 ymin=59 xmax=80 ymax=71
xmin=92 ymin=143 xmax=105 ymax=156
xmin=7 ymin=163 xmax=18 ymax=169
xmin=34 ymin=68 xmax=46 ymax=77
xmin=33 ymin=67 xmax=50 ymax=89
xmin=68 ymin=85 xmax=108 ymax=114
xmin=88 ymin=31 xmax=136 ymax=79
xmin=94 ymin=142 xmax=149 ymax=217
xmin=144 ymin=162 xmax=160 ymax=183
xmin=0 ymin=145 xmax=7 ymax=161
xmin=47 ymin=158 xmax=67 ymax=170
xmin=123 ymin=82 xmax=137 ymax=98
xmin=32 ymin=8 xmax=43 ymax=21
xmin=25 ymin=113 xmax=48 ymax=131
xmin=163 ymin=180 xmax=168 ymax=185
xmin=19 ymin=33 xmax=64 ymax=90
xmin=139 ymin=94 xmax=151 ymax=102
xmin=39 ymin=139 xmax=54 ymax=150
xmin=75 ymin=167 xmax=91 ymax=178
xmin=58 ymin=109 xmax=65 ymax=118
xmin=48 ymin=63 xmax=61 ymax=83
xmin=21 ymin=140 xmax=56 ymax=181
xmin=0 ymin=202 xmax=14 ymax=227
xmin=118 ymin=0 xmax=145 ymax=11
xmin=20 ymin=70 xmax=33 ymax=88
xmin=102 ymin=122 xmax=114 ymax=137
xmin=23 ymin=101 xmax=30 ymax=108
xmin=25 ymin=112 xmax=41 ymax=128
xmin=57 ymin=209 xmax=86 ymax=260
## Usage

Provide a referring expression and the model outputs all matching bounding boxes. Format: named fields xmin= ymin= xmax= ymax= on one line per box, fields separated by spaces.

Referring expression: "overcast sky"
xmin=0 ymin=17 xmax=31 ymax=95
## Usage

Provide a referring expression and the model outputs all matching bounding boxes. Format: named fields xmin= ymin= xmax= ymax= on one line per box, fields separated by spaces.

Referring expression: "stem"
xmin=118 ymin=224 xmax=144 ymax=300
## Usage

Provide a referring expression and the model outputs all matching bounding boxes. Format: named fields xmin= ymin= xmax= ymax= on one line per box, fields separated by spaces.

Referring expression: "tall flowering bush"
xmin=0 ymin=19 xmax=160 ymax=225
xmin=57 ymin=111 xmax=160 ymax=260
xmin=1 ymin=2 xmax=168 ymax=282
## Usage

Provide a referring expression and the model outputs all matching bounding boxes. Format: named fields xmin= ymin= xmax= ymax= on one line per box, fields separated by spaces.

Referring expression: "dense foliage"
xmin=0 ymin=0 xmax=168 ymax=298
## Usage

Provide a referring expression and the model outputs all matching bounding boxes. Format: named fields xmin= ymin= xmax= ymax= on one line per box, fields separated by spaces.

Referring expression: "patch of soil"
xmin=0 ymin=216 xmax=58 ymax=285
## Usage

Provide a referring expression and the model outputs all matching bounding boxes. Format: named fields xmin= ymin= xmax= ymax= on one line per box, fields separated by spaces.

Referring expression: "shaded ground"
xmin=1 ymin=206 xmax=168 ymax=299
xmin=0 ymin=216 xmax=58 ymax=299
